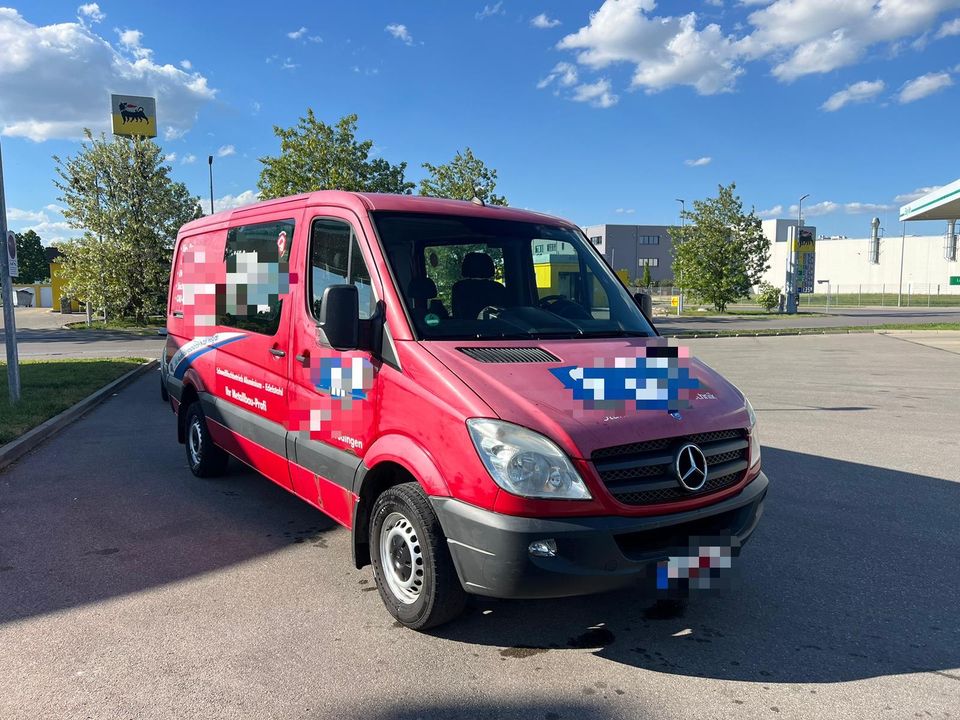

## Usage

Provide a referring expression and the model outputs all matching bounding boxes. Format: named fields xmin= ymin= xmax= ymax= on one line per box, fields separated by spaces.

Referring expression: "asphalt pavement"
xmin=1 ymin=333 xmax=957 ymax=719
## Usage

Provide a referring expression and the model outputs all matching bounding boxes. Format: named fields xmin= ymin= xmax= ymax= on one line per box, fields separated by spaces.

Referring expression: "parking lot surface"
xmin=1 ymin=334 xmax=957 ymax=719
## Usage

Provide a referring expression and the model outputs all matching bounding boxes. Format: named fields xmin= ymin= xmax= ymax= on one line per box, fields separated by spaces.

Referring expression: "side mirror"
xmin=633 ymin=291 xmax=653 ymax=318
xmin=318 ymin=284 xmax=359 ymax=351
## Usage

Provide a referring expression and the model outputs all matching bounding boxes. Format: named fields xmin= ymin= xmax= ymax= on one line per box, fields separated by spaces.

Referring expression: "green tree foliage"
xmin=755 ymin=281 xmax=781 ymax=312
xmin=53 ymin=131 xmax=201 ymax=322
xmin=670 ymin=183 xmax=770 ymax=312
xmin=640 ymin=263 xmax=651 ymax=288
xmin=257 ymin=111 xmax=414 ymax=198
xmin=419 ymin=147 xmax=507 ymax=206
xmin=14 ymin=230 xmax=48 ymax=283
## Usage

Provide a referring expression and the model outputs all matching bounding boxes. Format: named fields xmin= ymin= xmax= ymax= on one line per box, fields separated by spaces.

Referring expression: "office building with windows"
xmin=581 ymin=224 xmax=676 ymax=283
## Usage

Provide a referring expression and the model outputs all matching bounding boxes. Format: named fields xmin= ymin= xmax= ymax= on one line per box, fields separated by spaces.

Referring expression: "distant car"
xmin=162 ymin=191 xmax=768 ymax=629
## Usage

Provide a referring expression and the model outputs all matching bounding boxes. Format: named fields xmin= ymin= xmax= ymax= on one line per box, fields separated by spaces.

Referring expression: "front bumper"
xmin=431 ymin=472 xmax=767 ymax=599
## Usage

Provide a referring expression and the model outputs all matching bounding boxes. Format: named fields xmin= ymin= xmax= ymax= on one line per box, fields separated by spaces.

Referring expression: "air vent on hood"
xmin=456 ymin=347 xmax=560 ymax=363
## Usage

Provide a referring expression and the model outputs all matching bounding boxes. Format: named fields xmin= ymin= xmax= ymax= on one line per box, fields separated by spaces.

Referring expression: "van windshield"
xmin=373 ymin=212 xmax=656 ymax=340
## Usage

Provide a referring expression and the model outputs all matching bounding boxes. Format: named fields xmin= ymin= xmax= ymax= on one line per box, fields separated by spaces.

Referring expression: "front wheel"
xmin=370 ymin=482 xmax=466 ymax=630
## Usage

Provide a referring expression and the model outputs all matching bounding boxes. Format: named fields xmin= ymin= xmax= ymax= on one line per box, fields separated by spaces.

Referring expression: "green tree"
xmin=419 ymin=147 xmax=507 ymax=205
xmin=755 ymin=281 xmax=781 ymax=312
xmin=257 ymin=111 xmax=413 ymax=198
xmin=640 ymin=263 xmax=651 ymax=288
xmin=14 ymin=230 xmax=48 ymax=283
xmin=670 ymin=183 xmax=770 ymax=313
xmin=54 ymin=131 xmax=201 ymax=322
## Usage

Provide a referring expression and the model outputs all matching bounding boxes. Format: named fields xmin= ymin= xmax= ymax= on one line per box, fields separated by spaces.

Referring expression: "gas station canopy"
xmin=899 ymin=178 xmax=960 ymax=222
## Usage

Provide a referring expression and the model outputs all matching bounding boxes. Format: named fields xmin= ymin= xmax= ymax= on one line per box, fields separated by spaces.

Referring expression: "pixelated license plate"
xmin=655 ymin=537 xmax=740 ymax=591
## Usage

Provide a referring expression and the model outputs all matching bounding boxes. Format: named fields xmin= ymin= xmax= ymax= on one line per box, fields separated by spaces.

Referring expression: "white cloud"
xmin=936 ymin=16 xmax=960 ymax=37
xmin=476 ymin=2 xmax=505 ymax=20
xmin=281 ymin=58 xmax=299 ymax=70
xmin=788 ymin=200 xmax=840 ymax=217
xmin=214 ymin=190 xmax=259 ymax=213
xmin=251 ymin=101 xmax=261 ymax=114
xmin=685 ymin=156 xmax=712 ymax=166
xmin=181 ymin=153 xmax=197 ymax=165
xmin=76 ymin=3 xmax=104 ymax=23
xmin=898 ymin=71 xmax=953 ymax=103
xmin=164 ymin=152 xmax=177 ymax=163
xmin=5 ymin=206 xmax=77 ymax=245
xmin=844 ymin=202 xmax=894 ymax=214
xmin=7 ymin=207 xmax=45 ymax=223
xmin=571 ymin=78 xmax=618 ymax=107
xmin=287 ymin=26 xmax=307 ymax=40
xmin=385 ymin=23 xmax=415 ymax=45
xmin=894 ymin=186 xmax=939 ymax=203
xmin=164 ymin=126 xmax=188 ymax=141
xmin=117 ymin=28 xmax=151 ymax=60
xmin=179 ymin=59 xmax=192 ymax=70
xmin=553 ymin=0 xmax=960 ymax=98
xmin=615 ymin=207 xmax=636 ymax=214
xmin=821 ymin=79 xmax=885 ymax=111
xmin=537 ymin=61 xmax=578 ymax=89
xmin=557 ymin=2 xmax=744 ymax=95
xmin=0 ymin=8 xmax=216 ymax=142
xmin=217 ymin=144 xmax=236 ymax=157
xmin=758 ymin=204 xmax=784 ymax=218
xmin=531 ymin=13 xmax=561 ymax=29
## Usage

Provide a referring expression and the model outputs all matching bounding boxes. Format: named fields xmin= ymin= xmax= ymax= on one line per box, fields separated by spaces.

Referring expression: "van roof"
xmin=178 ymin=190 xmax=572 ymax=234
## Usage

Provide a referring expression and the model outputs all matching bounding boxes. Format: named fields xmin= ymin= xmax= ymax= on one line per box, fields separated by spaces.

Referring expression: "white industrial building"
xmin=760 ymin=179 xmax=960 ymax=296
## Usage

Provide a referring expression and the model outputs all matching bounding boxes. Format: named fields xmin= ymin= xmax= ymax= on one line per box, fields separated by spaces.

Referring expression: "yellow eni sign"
xmin=110 ymin=94 xmax=157 ymax=138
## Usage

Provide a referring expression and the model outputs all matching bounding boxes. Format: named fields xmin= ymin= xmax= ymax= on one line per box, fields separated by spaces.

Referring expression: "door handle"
xmin=295 ymin=351 xmax=310 ymax=364
xmin=172 ymin=311 xmax=184 ymax=318
xmin=269 ymin=348 xmax=286 ymax=358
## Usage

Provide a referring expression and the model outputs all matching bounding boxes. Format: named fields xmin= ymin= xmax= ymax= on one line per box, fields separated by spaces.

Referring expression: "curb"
xmin=0 ymin=359 xmax=158 ymax=472
xmin=873 ymin=329 xmax=960 ymax=336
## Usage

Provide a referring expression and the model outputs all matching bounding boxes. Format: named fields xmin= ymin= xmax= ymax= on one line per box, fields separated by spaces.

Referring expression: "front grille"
xmin=457 ymin=346 xmax=560 ymax=363
xmin=591 ymin=429 xmax=749 ymax=506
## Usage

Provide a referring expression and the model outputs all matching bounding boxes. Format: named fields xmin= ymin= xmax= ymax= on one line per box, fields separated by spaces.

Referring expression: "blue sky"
xmin=2 ymin=0 xmax=959 ymax=245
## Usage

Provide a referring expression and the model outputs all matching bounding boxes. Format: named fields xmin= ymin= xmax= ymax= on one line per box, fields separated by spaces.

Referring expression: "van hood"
xmin=421 ymin=339 xmax=750 ymax=459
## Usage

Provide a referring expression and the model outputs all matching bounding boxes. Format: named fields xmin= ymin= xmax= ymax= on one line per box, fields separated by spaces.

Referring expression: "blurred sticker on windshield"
xmin=550 ymin=342 xmax=699 ymax=415
xmin=424 ymin=313 xmax=440 ymax=327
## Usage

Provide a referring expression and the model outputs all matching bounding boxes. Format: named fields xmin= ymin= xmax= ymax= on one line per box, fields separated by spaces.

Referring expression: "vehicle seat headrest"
xmin=408 ymin=277 xmax=438 ymax=299
xmin=461 ymin=252 xmax=495 ymax=280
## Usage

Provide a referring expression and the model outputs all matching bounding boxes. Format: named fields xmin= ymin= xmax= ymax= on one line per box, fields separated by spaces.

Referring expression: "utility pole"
xmin=0 ymin=139 xmax=21 ymax=403
xmin=675 ymin=199 xmax=685 ymax=316
xmin=208 ymin=155 xmax=215 ymax=215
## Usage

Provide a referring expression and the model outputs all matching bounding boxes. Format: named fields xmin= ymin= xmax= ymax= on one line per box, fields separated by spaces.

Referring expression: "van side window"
xmin=217 ymin=219 xmax=294 ymax=335
xmin=310 ymin=218 xmax=375 ymax=320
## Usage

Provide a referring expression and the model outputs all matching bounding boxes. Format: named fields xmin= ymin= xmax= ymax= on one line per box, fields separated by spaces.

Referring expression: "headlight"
xmin=466 ymin=419 xmax=592 ymax=500
xmin=746 ymin=398 xmax=761 ymax=469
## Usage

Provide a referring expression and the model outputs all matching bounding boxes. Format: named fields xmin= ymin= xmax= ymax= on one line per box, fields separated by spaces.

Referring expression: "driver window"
xmin=532 ymin=239 xmax=609 ymax=319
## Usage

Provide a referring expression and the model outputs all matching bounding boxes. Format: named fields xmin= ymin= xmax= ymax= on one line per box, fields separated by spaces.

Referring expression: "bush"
xmin=755 ymin=282 xmax=781 ymax=312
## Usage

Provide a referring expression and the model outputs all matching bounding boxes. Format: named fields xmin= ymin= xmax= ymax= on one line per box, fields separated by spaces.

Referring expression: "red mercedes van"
xmin=162 ymin=191 xmax=767 ymax=629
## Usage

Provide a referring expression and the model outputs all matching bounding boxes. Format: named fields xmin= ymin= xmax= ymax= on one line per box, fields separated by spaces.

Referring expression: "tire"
xmin=184 ymin=402 xmax=229 ymax=478
xmin=370 ymin=482 xmax=467 ymax=630
xmin=160 ymin=373 xmax=169 ymax=402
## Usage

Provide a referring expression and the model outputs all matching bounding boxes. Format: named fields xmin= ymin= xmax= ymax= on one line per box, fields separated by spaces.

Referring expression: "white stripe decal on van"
xmin=170 ymin=332 xmax=247 ymax=380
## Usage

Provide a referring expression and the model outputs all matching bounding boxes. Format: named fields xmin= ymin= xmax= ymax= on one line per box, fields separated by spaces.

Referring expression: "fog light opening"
xmin=528 ymin=539 xmax=557 ymax=558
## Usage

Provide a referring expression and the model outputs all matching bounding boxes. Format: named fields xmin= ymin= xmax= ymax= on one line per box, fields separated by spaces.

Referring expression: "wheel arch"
xmin=351 ymin=435 xmax=452 ymax=569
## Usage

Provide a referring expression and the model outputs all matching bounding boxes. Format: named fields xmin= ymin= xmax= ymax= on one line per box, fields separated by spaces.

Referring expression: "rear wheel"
xmin=184 ymin=403 xmax=229 ymax=478
xmin=370 ymin=482 xmax=466 ymax=630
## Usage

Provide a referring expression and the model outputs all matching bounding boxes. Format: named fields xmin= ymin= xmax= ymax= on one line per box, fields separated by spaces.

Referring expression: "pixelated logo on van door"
xmin=550 ymin=342 xmax=699 ymax=414
xmin=312 ymin=357 xmax=374 ymax=407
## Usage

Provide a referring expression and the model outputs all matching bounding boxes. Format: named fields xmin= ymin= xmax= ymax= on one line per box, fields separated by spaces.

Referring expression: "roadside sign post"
xmin=0 ymin=139 xmax=22 ymax=403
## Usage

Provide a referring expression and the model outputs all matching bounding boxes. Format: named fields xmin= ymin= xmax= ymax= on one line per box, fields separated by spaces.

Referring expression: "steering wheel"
xmin=538 ymin=294 xmax=593 ymax=320
xmin=538 ymin=294 xmax=568 ymax=308
xmin=477 ymin=305 xmax=504 ymax=320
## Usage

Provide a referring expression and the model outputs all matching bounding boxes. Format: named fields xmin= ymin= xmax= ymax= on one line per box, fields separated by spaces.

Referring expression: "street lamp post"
xmin=675 ymin=198 xmax=685 ymax=316
xmin=208 ymin=155 xmax=215 ymax=215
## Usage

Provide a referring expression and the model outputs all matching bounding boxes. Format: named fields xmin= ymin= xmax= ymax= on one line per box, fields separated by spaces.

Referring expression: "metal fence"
xmin=631 ymin=283 xmax=960 ymax=310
